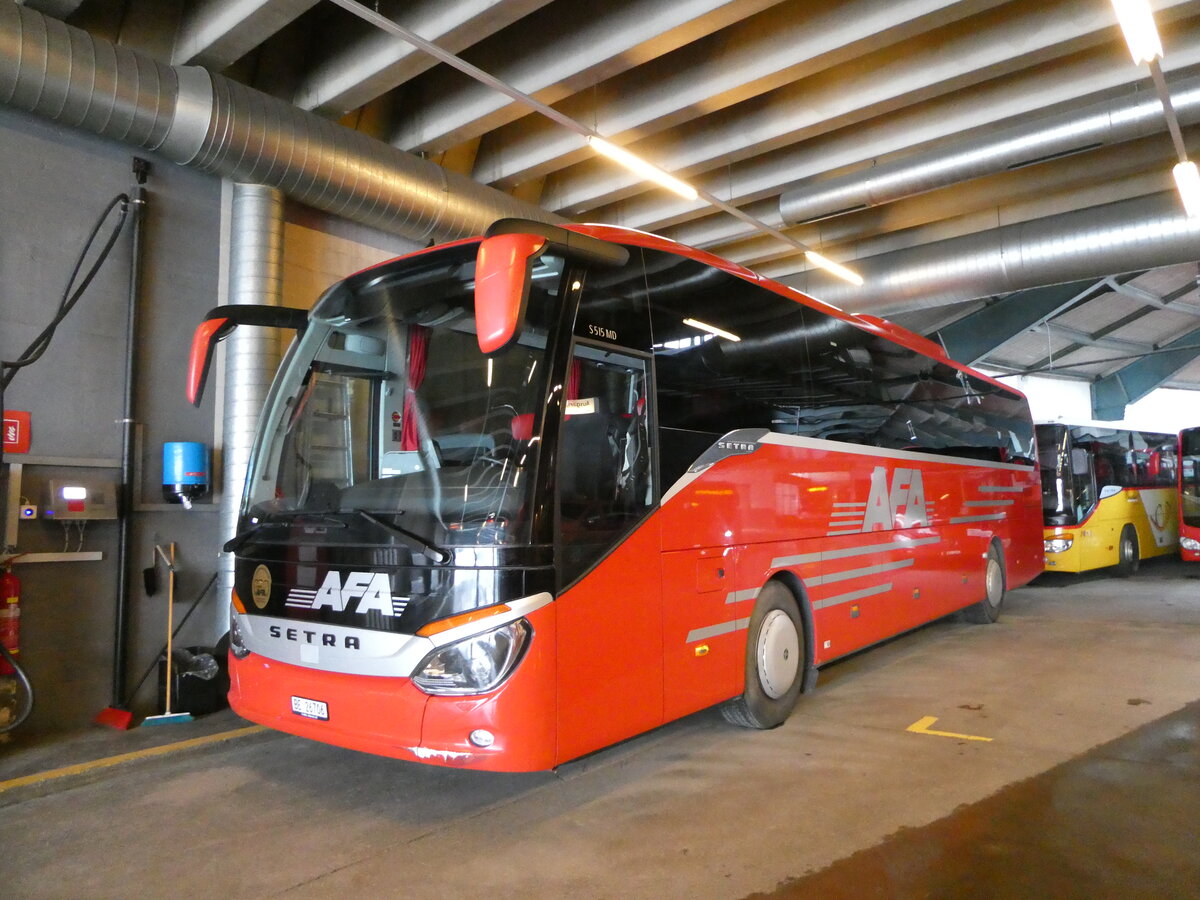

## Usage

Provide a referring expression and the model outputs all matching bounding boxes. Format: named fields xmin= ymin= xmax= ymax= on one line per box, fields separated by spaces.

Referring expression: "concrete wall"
xmin=0 ymin=105 xmax=222 ymax=733
xmin=1 ymin=106 xmax=420 ymax=735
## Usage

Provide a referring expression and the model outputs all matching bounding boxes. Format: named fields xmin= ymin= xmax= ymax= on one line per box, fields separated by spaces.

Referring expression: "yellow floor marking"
xmin=0 ymin=725 xmax=267 ymax=794
xmin=906 ymin=715 xmax=993 ymax=742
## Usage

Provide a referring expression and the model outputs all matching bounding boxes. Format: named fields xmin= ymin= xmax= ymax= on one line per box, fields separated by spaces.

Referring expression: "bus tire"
xmin=721 ymin=581 xmax=805 ymax=729
xmin=963 ymin=542 xmax=1005 ymax=624
xmin=1115 ymin=525 xmax=1140 ymax=577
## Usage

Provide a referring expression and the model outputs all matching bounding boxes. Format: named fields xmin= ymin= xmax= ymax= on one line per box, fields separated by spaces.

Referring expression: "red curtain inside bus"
xmin=400 ymin=325 xmax=429 ymax=451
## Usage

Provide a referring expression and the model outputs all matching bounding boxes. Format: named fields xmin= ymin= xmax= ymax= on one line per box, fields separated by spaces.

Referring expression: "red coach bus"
xmin=1181 ymin=426 xmax=1200 ymax=562
xmin=189 ymin=219 xmax=1043 ymax=771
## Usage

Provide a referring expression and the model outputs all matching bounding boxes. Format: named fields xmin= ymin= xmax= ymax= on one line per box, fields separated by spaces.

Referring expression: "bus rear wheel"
xmin=722 ymin=582 xmax=805 ymax=729
xmin=1115 ymin=525 xmax=1140 ymax=577
xmin=963 ymin=542 xmax=1005 ymax=624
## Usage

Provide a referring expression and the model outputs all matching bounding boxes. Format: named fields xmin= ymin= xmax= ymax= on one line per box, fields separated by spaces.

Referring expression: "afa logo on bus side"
xmin=863 ymin=466 xmax=928 ymax=531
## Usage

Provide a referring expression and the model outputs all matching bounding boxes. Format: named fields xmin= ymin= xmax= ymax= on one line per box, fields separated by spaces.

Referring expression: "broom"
xmin=142 ymin=543 xmax=193 ymax=726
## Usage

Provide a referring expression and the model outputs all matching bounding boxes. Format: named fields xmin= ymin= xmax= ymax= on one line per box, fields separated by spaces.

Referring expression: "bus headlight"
xmin=413 ymin=620 xmax=530 ymax=695
xmin=1181 ymin=536 xmax=1200 ymax=551
xmin=229 ymin=608 xmax=251 ymax=659
xmin=1044 ymin=537 xmax=1073 ymax=554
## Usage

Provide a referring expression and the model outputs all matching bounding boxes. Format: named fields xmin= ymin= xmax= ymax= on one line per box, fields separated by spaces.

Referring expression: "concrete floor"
xmin=2 ymin=557 xmax=1198 ymax=899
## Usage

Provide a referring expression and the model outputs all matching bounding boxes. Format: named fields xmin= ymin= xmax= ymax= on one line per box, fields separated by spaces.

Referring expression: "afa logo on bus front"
xmin=284 ymin=571 xmax=409 ymax=617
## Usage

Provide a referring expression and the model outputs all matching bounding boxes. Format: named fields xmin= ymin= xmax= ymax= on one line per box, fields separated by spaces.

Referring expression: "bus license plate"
xmin=290 ymin=696 xmax=328 ymax=720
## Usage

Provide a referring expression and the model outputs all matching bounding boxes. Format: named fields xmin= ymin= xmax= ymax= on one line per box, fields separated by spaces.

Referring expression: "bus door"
xmin=554 ymin=344 xmax=662 ymax=760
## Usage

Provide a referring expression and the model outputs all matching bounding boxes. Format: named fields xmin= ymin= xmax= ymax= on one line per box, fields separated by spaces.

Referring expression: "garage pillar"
xmin=219 ymin=183 xmax=285 ymax=608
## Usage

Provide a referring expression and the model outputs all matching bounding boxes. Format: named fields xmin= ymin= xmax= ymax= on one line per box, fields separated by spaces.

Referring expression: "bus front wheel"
xmin=722 ymin=581 xmax=805 ymax=729
xmin=1115 ymin=525 xmax=1140 ymax=577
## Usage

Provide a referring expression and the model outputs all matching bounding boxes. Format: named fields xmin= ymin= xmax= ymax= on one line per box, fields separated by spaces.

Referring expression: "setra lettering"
xmin=267 ymin=624 xmax=363 ymax=650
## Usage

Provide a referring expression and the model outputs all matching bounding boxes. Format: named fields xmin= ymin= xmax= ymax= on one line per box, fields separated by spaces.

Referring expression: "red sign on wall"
xmin=2 ymin=411 xmax=31 ymax=453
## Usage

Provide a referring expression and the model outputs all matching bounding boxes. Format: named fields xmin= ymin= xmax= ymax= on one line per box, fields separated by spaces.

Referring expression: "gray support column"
xmin=1090 ymin=325 xmax=1200 ymax=420
xmin=936 ymin=278 xmax=1124 ymax=366
xmin=219 ymin=183 xmax=284 ymax=606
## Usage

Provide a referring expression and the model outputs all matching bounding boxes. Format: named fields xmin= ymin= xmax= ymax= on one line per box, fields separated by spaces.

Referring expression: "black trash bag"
xmin=157 ymin=644 xmax=230 ymax=716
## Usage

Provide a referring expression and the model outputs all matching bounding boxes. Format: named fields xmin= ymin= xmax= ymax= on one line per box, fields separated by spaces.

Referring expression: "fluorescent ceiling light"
xmin=1111 ymin=0 xmax=1163 ymax=64
xmin=683 ymin=317 xmax=741 ymax=342
xmin=588 ymin=136 xmax=698 ymax=201
xmin=1173 ymin=160 xmax=1200 ymax=217
xmin=805 ymin=250 xmax=865 ymax=286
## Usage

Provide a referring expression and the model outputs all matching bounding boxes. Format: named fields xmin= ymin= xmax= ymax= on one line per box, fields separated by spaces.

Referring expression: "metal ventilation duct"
xmin=783 ymin=192 xmax=1200 ymax=315
xmin=779 ymin=75 xmax=1200 ymax=226
xmin=0 ymin=3 xmax=563 ymax=244
xmin=218 ymin=183 xmax=287 ymax=610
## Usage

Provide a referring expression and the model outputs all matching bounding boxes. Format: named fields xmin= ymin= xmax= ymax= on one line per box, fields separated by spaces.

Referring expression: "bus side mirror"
xmin=474 ymin=219 xmax=630 ymax=354
xmin=187 ymin=305 xmax=308 ymax=407
xmin=474 ymin=233 xmax=546 ymax=354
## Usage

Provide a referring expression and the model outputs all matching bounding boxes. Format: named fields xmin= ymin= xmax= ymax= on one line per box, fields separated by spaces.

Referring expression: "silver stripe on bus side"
xmin=758 ymin=432 xmax=1037 ymax=472
xmin=686 ymin=617 xmax=752 ymax=644
xmin=805 ymin=559 xmax=914 ymax=587
xmin=812 ymin=583 xmax=893 ymax=611
xmin=833 ymin=501 xmax=867 ymax=507
xmin=660 ymin=468 xmax=705 ymax=505
xmin=964 ymin=499 xmax=1014 ymax=507
xmin=978 ymin=484 xmax=1026 ymax=493
xmin=830 ymin=510 xmax=866 ymax=517
xmin=949 ymin=513 xmax=1007 ymax=524
xmin=826 ymin=529 xmax=863 ymax=536
xmin=771 ymin=535 xmax=942 ymax=569
xmin=725 ymin=588 xmax=760 ymax=605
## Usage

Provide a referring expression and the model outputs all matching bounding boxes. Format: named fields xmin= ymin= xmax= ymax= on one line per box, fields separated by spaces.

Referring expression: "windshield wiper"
xmin=222 ymin=511 xmax=347 ymax=553
xmin=354 ymin=508 xmax=452 ymax=565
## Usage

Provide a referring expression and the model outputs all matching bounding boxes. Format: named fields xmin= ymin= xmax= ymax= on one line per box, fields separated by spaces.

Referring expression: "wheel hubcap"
xmin=986 ymin=557 xmax=1003 ymax=606
xmin=757 ymin=610 xmax=800 ymax=699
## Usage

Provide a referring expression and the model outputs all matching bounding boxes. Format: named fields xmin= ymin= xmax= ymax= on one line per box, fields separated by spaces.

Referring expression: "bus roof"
xmin=334 ymin=220 xmax=1025 ymax=404
xmin=563 ymin=223 xmax=1024 ymax=403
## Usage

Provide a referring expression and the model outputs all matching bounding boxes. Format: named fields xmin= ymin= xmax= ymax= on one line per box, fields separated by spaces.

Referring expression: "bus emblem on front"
xmin=251 ymin=565 xmax=272 ymax=609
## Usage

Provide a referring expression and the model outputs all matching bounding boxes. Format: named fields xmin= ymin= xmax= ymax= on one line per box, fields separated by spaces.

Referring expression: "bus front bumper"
xmin=1042 ymin=531 xmax=1083 ymax=572
xmin=228 ymin=606 xmax=557 ymax=772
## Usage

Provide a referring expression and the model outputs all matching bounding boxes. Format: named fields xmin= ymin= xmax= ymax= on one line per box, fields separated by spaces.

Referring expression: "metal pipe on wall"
xmin=0 ymin=3 xmax=562 ymax=246
xmin=218 ymin=184 xmax=286 ymax=609
xmin=110 ymin=175 xmax=147 ymax=711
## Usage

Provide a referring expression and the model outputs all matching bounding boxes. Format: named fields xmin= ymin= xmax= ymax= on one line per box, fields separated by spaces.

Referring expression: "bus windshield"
xmin=1037 ymin=424 xmax=1093 ymax=526
xmin=238 ymin=242 xmax=564 ymax=552
xmin=1037 ymin=423 xmax=1177 ymax=527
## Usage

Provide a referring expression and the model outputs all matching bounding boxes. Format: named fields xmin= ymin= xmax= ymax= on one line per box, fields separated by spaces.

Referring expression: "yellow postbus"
xmin=1037 ymin=424 xmax=1178 ymax=575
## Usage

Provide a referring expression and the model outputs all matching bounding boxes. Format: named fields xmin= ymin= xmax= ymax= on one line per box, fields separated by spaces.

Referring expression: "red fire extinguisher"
xmin=0 ymin=564 xmax=20 ymax=677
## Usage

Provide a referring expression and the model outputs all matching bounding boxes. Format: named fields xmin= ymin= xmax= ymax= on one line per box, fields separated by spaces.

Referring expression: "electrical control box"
xmin=44 ymin=478 xmax=118 ymax=520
